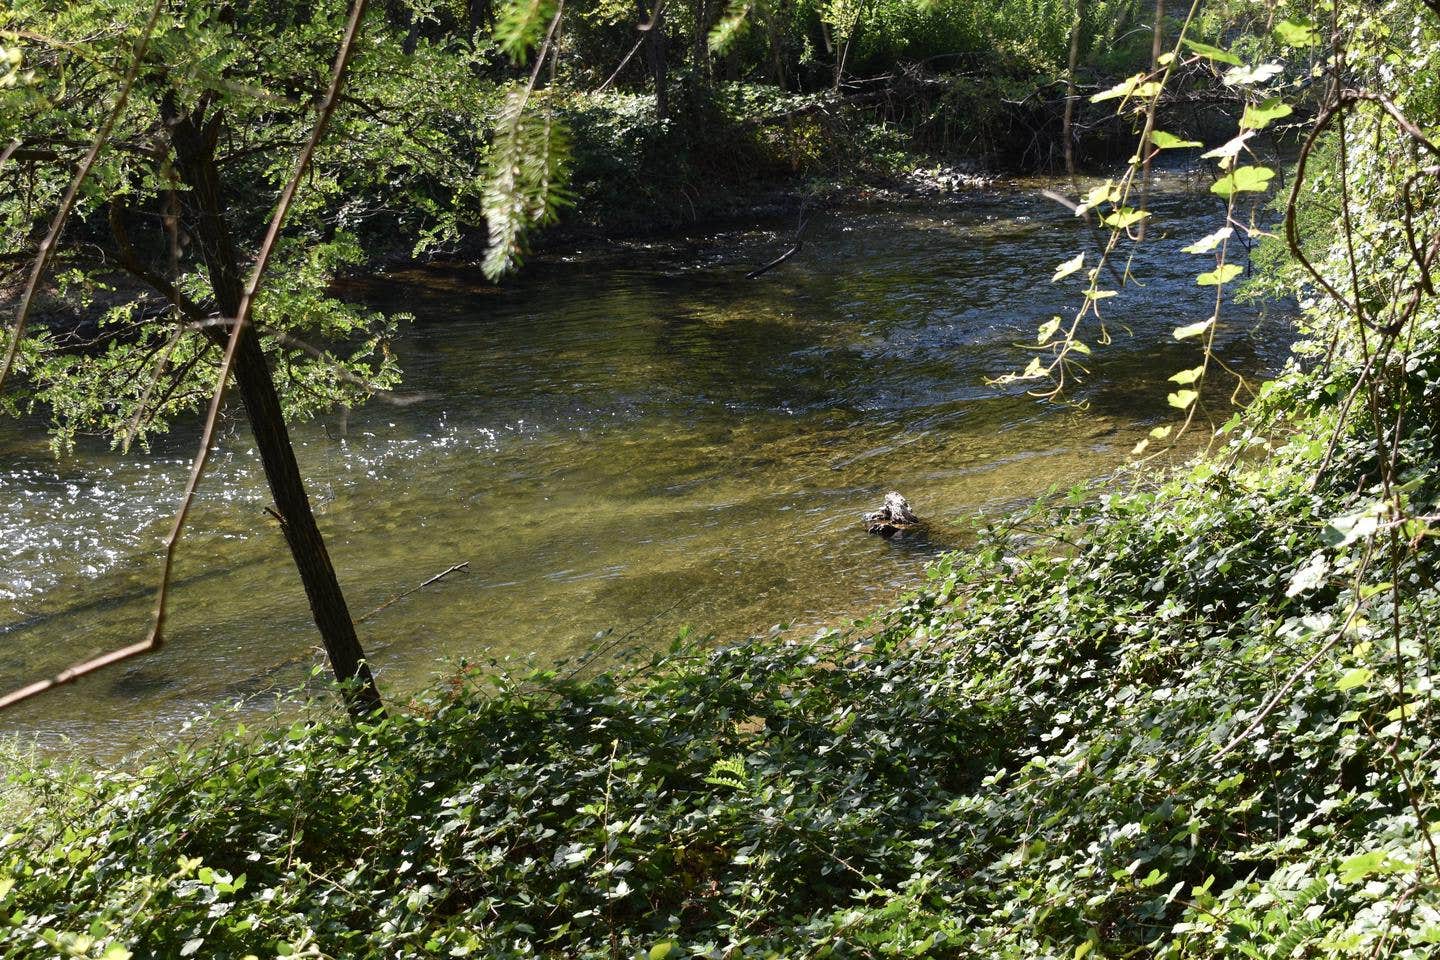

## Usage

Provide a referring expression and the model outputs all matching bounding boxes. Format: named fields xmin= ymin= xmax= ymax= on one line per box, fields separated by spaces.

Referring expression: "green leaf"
xmin=1197 ymin=264 xmax=1243 ymax=286
xmin=1052 ymin=253 xmax=1085 ymax=282
xmin=1037 ymin=317 xmax=1061 ymax=343
xmin=1151 ymin=130 xmax=1202 ymax=150
xmin=1241 ymin=98 xmax=1293 ymax=131
xmin=1323 ymin=504 xmax=1384 ymax=547
xmin=649 ymin=942 xmax=676 ymax=960
xmin=1182 ymin=227 xmax=1233 ymax=254
xmin=1211 ymin=165 xmax=1275 ymax=197
xmin=1149 ymin=425 xmax=1172 ymax=439
xmin=1182 ymin=38 xmax=1242 ymax=65
xmin=1274 ymin=19 xmax=1321 ymax=48
xmin=1338 ymin=850 xmax=1409 ymax=884
xmin=1169 ymin=366 xmax=1205 ymax=385
xmin=1167 ymin=389 xmax=1199 ymax=409
xmin=1102 ymin=208 xmax=1150 ymax=229
xmin=1224 ymin=63 xmax=1284 ymax=87
xmin=1084 ymin=289 xmax=1118 ymax=300
xmin=1091 ymin=73 xmax=1146 ymax=103
xmin=1173 ymin=319 xmax=1213 ymax=340
xmin=1335 ymin=668 xmax=1371 ymax=692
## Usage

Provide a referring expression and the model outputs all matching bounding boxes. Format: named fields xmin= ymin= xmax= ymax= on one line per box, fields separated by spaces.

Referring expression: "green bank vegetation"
xmin=6 ymin=0 xmax=1440 ymax=957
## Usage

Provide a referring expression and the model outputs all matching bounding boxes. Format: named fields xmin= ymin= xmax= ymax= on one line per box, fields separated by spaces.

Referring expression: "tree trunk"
xmin=163 ymin=98 xmax=383 ymax=717
xmin=1063 ymin=0 xmax=1085 ymax=175
xmin=636 ymin=0 xmax=669 ymax=119
xmin=1137 ymin=0 xmax=1164 ymax=241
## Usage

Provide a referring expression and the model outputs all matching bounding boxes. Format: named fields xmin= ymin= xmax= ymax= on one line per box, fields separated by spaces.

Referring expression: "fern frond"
xmin=494 ymin=0 xmax=559 ymax=59
xmin=704 ymin=756 xmax=748 ymax=790
xmin=707 ymin=0 xmax=753 ymax=54
xmin=482 ymin=89 xmax=571 ymax=280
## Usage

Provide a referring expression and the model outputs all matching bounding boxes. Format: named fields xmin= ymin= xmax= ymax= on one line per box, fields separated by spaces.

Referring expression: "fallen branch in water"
xmin=359 ymin=562 xmax=471 ymax=623
xmin=747 ymin=205 xmax=816 ymax=280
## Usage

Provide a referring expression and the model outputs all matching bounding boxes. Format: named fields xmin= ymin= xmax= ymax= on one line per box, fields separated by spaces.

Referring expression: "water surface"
xmin=0 ymin=175 xmax=1292 ymax=750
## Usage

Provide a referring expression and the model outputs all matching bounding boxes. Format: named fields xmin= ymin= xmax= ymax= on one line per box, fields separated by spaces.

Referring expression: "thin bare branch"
xmin=0 ymin=0 xmax=165 ymax=393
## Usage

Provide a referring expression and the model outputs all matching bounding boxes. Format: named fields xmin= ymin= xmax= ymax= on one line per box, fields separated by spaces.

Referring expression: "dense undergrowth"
xmin=5 ymin=326 xmax=1440 ymax=958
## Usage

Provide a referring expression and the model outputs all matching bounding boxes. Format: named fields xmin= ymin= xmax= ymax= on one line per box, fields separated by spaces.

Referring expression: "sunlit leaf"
xmin=1091 ymin=73 xmax=1146 ymax=103
xmin=1324 ymin=504 xmax=1384 ymax=547
xmin=1182 ymin=38 xmax=1242 ymax=65
xmin=1085 ymin=289 xmax=1118 ymax=300
xmin=1169 ymin=366 xmax=1205 ymax=385
xmin=1202 ymin=132 xmax=1256 ymax=169
xmin=1102 ymin=208 xmax=1150 ymax=229
xmin=1240 ymin=98 xmax=1293 ymax=131
xmin=1211 ymin=165 xmax=1274 ymax=197
xmin=1197 ymin=263 xmax=1244 ymax=286
xmin=1052 ymin=253 xmax=1084 ymax=282
xmin=1274 ymin=19 xmax=1321 ymax=48
xmin=1149 ymin=425 xmax=1172 ymax=439
xmin=1182 ymin=227 xmax=1233 ymax=254
xmin=1167 ymin=389 xmax=1199 ymax=409
xmin=1338 ymin=850 xmax=1409 ymax=884
xmin=1151 ymin=130 xmax=1201 ymax=150
xmin=1173 ymin=319 xmax=1213 ymax=340
xmin=1037 ymin=316 xmax=1061 ymax=343
xmin=1287 ymin=553 xmax=1328 ymax=597
xmin=1224 ymin=62 xmax=1284 ymax=87
xmin=1334 ymin=668 xmax=1371 ymax=692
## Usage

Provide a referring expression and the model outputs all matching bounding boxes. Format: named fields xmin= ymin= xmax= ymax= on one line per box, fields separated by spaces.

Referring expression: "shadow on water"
xmin=0 ymin=173 xmax=1293 ymax=753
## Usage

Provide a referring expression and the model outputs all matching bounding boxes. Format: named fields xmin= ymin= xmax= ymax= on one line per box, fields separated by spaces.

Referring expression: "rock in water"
xmin=863 ymin=491 xmax=923 ymax=538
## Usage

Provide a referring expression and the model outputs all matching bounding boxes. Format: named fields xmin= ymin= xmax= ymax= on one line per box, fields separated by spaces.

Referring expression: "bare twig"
xmin=746 ymin=204 xmax=815 ymax=279
xmin=358 ymin=562 xmax=470 ymax=622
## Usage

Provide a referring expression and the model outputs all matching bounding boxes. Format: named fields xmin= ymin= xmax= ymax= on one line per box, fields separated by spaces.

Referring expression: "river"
xmin=0 ymin=174 xmax=1292 ymax=751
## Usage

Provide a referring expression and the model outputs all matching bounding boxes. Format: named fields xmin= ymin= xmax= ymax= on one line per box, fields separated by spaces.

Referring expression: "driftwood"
xmin=863 ymin=491 xmax=924 ymax=539
xmin=746 ymin=205 xmax=815 ymax=279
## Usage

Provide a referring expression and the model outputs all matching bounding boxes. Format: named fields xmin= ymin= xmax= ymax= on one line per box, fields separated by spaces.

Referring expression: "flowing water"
xmin=0 ymin=175 xmax=1293 ymax=751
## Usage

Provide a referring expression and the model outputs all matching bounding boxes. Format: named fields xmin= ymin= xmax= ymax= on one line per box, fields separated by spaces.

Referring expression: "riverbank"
xmin=5 ymin=317 xmax=1437 ymax=956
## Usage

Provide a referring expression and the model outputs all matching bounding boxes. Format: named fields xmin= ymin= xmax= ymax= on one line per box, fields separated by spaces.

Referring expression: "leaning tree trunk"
xmin=164 ymin=99 xmax=383 ymax=717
